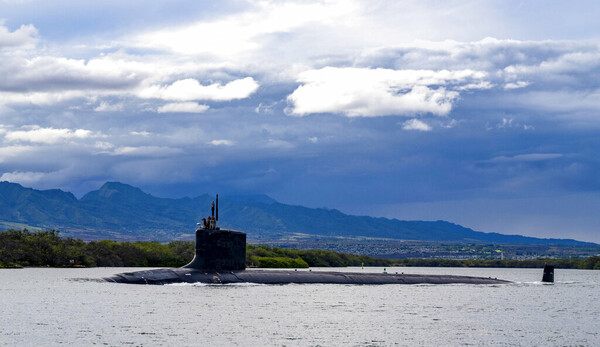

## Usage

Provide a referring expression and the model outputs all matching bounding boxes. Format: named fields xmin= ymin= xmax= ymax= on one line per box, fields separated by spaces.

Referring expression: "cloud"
xmin=0 ymin=145 xmax=34 ymax=162
xmin=456 ymin=81 xmax=494 ymax=91
xmin=139 ymin=77 xmax=259 ymax=102
xmin=130 ymin=131 xmax=151 ymax=136
xmin=210 ymin=139 xmax=235 ymax=146
xmin=488 ymin=153 xmax=563 ymax=163
xmin=354 ymin=40 xmax=600 ymax=118
xmin=0 ymin=54 xmax=155 ymax=107
xmin=94 ymin=141 xmax=114 ymax=152
xmin=94 ymin=101 xmax=123 ymax=112
xmin=0 ymin=55 xmax=147 ymax=93
xmin=503 ymin=50 xmax=600 ymax=78
xmin=359 ymin=38 xmax=596 ymax=72
xmin=112 ymin=146 xmax=183 ymax=156
xmin=157 ymin=102 xmax=209 ymax=113
xmin=0 ymin=23 xmax=37 ymax=49
xmin=1 ymin=13 xmax=598 ymax=121
xmin=507 ymin=90 xmax=600 ymax=113
xmin=402 ymin=119 xmax=432 ymax=131
xmin=0 ymin=90 xmax=89 ymax=106
xmin=287 ymin=67 xmax=486 ymax=117
xmin=0 ymin=52 xmax=257 ymax=107
xmin=0 ymin=170 xmax=46 ymax=185
xmin=0 ymin=167 xmax=95 ymax=191
xmin=4 ymin=126 xmax=93 ymax=144
xmin=255 ymin=102 xmax=278 ymax=114
xmin=504 ymin=81 xmax=530 ymax=90
xmin=133 ymin=0 xmax=360 ymax=58
xmin=498 ymin=118 xmax=514 ymax=128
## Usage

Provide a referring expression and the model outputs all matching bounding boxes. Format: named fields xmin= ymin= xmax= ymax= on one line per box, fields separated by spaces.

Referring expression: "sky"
xmin=0 ymin=0 xmax=599 ymax=242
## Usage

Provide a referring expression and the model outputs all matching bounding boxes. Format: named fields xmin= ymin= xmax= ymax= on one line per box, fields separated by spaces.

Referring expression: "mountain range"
xmin=0 ymin=181 xmax=593 ymax=245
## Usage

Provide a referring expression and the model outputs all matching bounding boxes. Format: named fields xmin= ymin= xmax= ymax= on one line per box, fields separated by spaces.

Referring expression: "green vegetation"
xmin=1 ymin=230 xmax=599 ymax=270
xmin=0 ymin=229 xmax=194 ymax=268
xmin=393 ymin=257 xmax=600 ymax=270
xmin=251 ymin=257 xmax=309 ymax=268
xmin=246 ymin=244 xmax=390 ymax=267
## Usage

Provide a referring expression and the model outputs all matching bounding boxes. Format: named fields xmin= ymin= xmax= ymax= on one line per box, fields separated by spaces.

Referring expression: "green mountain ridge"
xmin=0 ymin=181 xmax=593 ymax=245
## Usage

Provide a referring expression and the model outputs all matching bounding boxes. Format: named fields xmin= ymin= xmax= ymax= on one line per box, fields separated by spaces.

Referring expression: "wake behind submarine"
xmin=105 ymin=195 xmax=510 ymax=285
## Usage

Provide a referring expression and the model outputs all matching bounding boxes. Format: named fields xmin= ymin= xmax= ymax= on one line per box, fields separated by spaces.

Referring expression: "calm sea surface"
xmin=1 ymin=267 xmax=598 ymax=346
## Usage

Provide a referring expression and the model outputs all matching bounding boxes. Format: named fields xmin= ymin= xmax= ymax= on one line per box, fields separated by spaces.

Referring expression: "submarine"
xmin=105 ymin=195 xmax=510 ymax=285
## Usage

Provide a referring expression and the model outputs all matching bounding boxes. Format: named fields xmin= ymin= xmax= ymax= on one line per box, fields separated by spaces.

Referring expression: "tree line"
xmin=1 ymin=229 xmax=599 ymax=269
xmin=0 ymin=229 xmax=194 ymax=268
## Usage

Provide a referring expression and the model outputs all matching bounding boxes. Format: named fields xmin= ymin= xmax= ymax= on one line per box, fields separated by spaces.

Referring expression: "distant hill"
xmin=0 ymin=181 xmax=593 ymax=245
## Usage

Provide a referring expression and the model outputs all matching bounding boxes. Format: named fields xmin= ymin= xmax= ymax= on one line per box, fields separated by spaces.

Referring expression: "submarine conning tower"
xmin=183 ymin=194 xmax=246 ymax=271
xmin=542 ymin=264 xmax=554 ymax=283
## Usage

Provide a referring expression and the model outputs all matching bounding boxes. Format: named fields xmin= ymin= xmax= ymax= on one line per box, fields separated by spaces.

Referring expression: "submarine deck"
xmin=105 ymin=268 xmax=509 ymax=285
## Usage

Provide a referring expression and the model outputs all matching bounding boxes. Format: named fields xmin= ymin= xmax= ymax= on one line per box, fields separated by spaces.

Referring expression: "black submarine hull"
xmin=104 ymin=268 xmax=509 ymax=285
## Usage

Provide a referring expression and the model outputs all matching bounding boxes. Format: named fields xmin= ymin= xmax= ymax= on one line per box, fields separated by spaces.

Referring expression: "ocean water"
xmin=1 ymin=266 xmax=598 ymax=346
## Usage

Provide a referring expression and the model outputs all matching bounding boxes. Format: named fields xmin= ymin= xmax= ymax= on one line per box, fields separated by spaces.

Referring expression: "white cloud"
xmin=4 ymin=126 xmax=92 ymax=144
xmin=0 ymin=170 xmax=46 ymax=185
xmin=94 ymin=141 xmax=114 ymax=151
xmin=139 ymin=77 xmax=259 ymax=102
xmin=504 ymin=51 xmax=600 ymax=77
xmin=134 ymin=0 xmax=360 ymax=58
xmin=456 ymin=81 xmax=494 ymax=90
xmin=157 ymin=102 xmax=210 ymax=113
xmin=0 ymin=90 xmax=90 ymax=106
xmin=210 ymin=139 xmax=235 ymax=146
xmin=287 ymin=67 xmax=485 ymax=117
xmin=402 ymin=118 xmax=432 ymax=131
xmin=112 ymin=146 xmax=183 ymax=156
xmin=441 ymin=119 xmax=459 ymax=129
xmin=0 ymin=53 xmax=189 ymax=107
xmin=94 ymin=101 xmax=123 ymax=112
xmin=504 ymin=81 xmax=530 ymax=90
xmin=255 ymin=102 xmax=278 ymax=114
xmin=130 ymin=131 xmax=151 ymax=136
xmin=0 ymin=23 xmax=37 ymax=49
xmin=499 ymin=118 xmax=513 ymax=128
xmin=0 ymin=145 xmax=34 ymax=162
